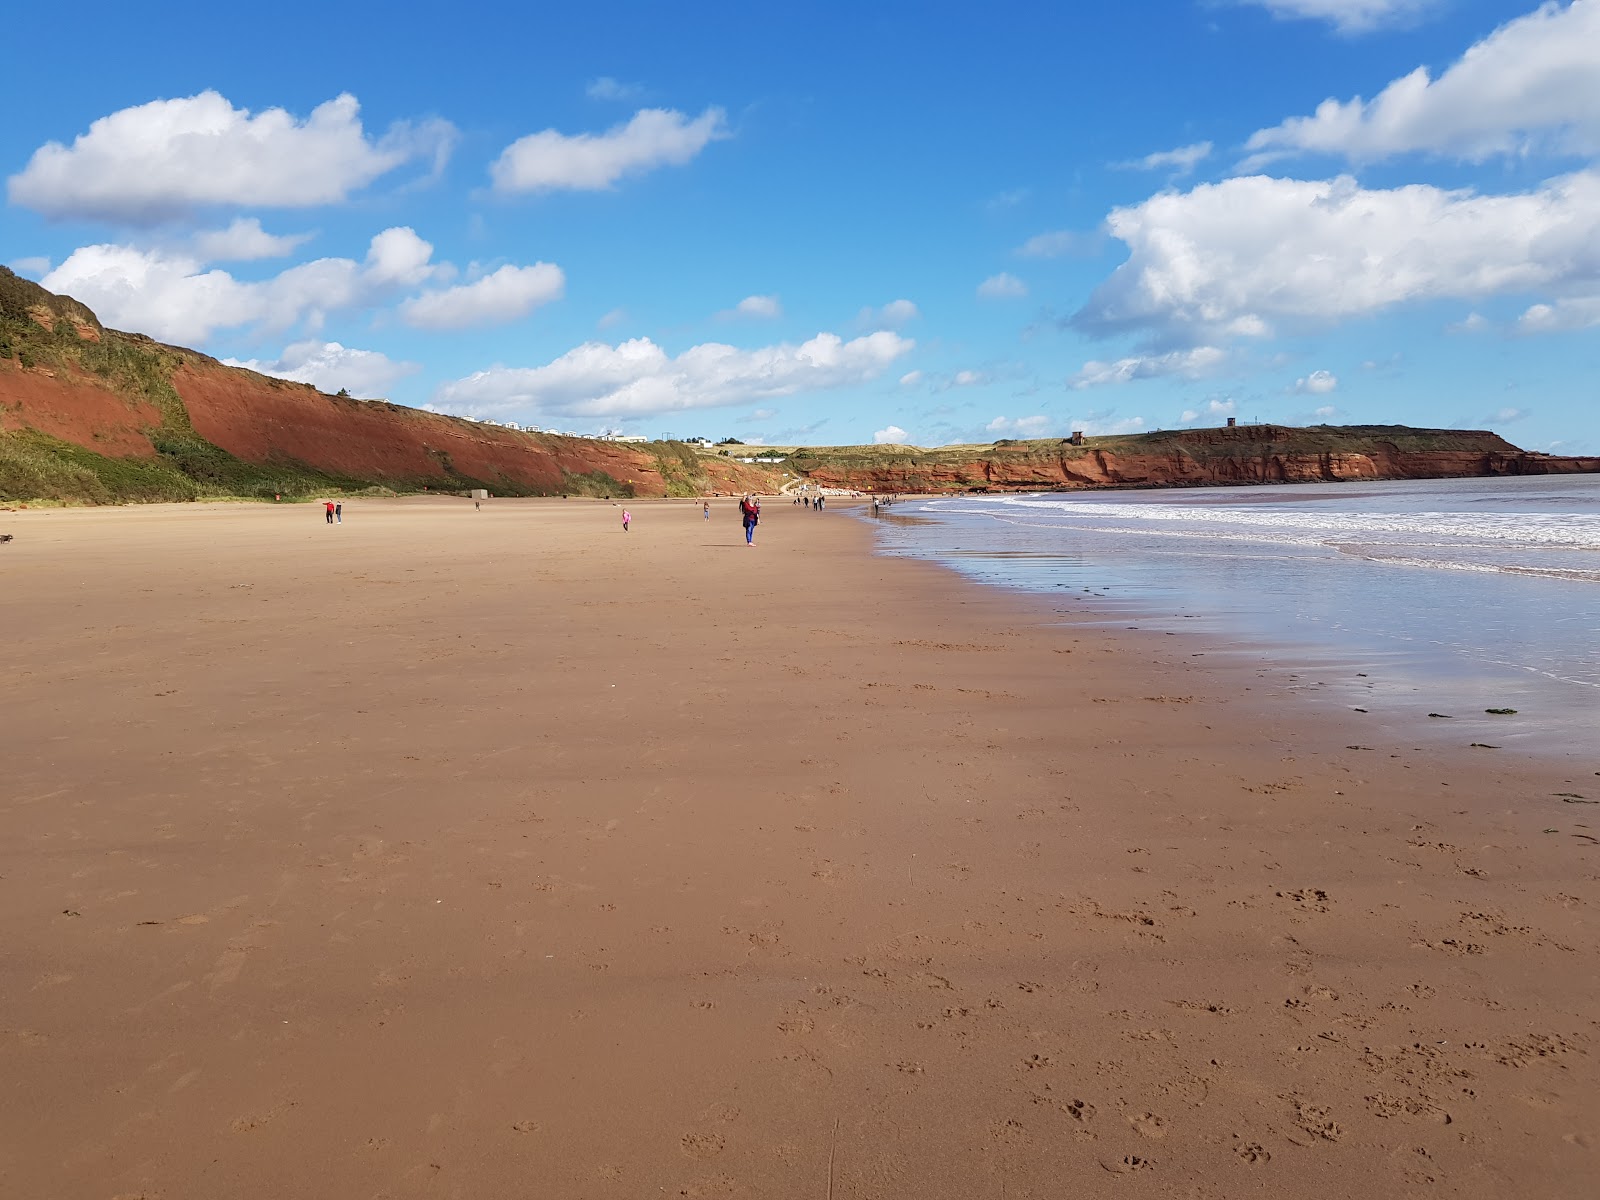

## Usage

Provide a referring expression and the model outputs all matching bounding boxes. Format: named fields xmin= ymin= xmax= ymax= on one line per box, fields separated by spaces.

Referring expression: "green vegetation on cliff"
xmin=0 ymin=269 xmax=776 ymax=504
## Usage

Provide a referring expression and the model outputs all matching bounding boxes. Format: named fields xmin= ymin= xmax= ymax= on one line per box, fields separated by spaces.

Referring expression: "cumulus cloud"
xmin=1180 ymin=398 xmax=1238 ymax=425
xmin=1016 ymin=229 xmax=1090 ymax=259
xmin=1076 ymin=169 xmax=1600 ymax=346
xmin=874 ymin=425 xmax=910 ymax=444
xmin=720 ymin=294 xmax=782 ymax=320
xmin=977 ymin=272 xmax=1028 ymax=299
xmin=491 ymin=107 xmax=728 ymax=194
xmin=41 ymin=226 xmax=443 ymax=345
xmin=223 ymin=339 xmax=420 ymax=397
xmin=1234 ymin=0 xmax=1436 ymax=34
xmin=8 ymin=92 xmax=453 ymax=222
xmin=586 ymin=77 xmax=644 ymax=101
xmin=434 ymin=330 xmax=913 ymax=420
xmin=1247 ymin=1 xmax=1600 ymax=163
xmin=362 ymin=226 xmax=441 ymax=287
xmin=1118 ymin=141 xmax=1213 ymax=173
xmin=1293 ymin=369 xmax=1339 ymax=394
xmin=1069 ymin=346 xmax=1226 ymax=389
xmin=1481 ymin=405 xmax=1529 ymax=425
xmin=401 ymin=263 xmax=565 ymax=330
xmin=1517 ymin=295 xmax=1600 ymax=332
xmin=857 ymin=299 xmax=919 ymax=329
xmin=986 ymin=415 xmax=1053 ymax=439
xmin=192 ymin=218 xmax=313 ymax=262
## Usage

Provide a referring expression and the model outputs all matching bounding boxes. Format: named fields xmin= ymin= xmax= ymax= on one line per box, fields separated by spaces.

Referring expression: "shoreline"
xmin=3 ymin=498 xmax=1596 ymax=1198
xmin=862 ymin=483 xmax=1600 ymax=766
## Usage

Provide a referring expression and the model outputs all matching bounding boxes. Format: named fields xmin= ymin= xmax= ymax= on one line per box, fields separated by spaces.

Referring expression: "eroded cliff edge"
xmin=0 ymin=268 xmax=775 ymax=503
xmin=3 ymin=267 xmax=1595 ymax=504
xmin=790 ymin=424 xmax=1598 ymax=494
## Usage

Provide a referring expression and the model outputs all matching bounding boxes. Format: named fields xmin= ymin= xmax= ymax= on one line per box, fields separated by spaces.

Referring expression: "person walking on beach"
xmin=740 ymin=494 xmax=760 ymax=546
xmin=622 ymin=508 xmax=631 ymax=532
xmin=334 ymin=501 xmax=342 ymax=524
xmin=324 ymin=500 xmax=335 ymax=524
xmin=703 ymin=501 xmax=710 ymax=521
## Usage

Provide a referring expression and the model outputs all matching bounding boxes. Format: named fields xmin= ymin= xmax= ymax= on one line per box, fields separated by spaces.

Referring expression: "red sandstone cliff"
xmin=0 ymin=266 xmax=777 ymax=500
xmin=793 ymin=425 xmax=1599 ymax=493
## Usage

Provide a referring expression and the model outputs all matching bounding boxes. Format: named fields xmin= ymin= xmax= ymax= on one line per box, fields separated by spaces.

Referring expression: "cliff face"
xmin=0 ymin=268 xmax=777 ymax=503
xmin=173 ymin=364 xmax=669 ymax=495
xmin=794 ymin=425 xmax=1599 ymax=493
xmin=4 ymin=268 xmax=1595 ymax=505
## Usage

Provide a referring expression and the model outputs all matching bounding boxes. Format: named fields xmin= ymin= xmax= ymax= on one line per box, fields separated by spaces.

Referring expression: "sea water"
xmin=869 ymin=475 xmax=1600 ymax=756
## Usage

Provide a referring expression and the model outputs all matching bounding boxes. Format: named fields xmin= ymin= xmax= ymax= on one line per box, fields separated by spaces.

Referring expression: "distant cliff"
xmin=789 ymin=424 xmax=1599 ymax=493
xmin=0 ymin=268 xmax=778 ymax=504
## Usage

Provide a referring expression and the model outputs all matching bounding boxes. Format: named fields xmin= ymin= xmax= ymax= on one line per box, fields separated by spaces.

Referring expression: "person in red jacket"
xmin=739 ymin=494 xmax=760 ymax=546
xmin=324 ymin=500 xmax=335 ymax=524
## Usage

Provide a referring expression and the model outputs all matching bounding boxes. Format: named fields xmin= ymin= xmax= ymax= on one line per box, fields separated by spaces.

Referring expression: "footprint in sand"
xmin=680 ymin=1132 xmax=726 ymax=1159
xmin=1127 ymin=1112 xmax=1168 ymax=1139
xmin=1234 ymin=1142 xmax=1270 ymax=1164
xmin=1101 ymin=1154 xmax=1153 ymax=1173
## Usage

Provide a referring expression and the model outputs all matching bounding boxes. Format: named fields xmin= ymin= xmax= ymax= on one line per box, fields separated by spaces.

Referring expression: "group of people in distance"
xmin=316 ymin=493 xmax=777 ymax=544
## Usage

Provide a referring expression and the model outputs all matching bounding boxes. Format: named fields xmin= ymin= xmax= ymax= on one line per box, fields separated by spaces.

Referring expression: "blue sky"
xmin=3 ymin=0 xmax=1596 ymax=451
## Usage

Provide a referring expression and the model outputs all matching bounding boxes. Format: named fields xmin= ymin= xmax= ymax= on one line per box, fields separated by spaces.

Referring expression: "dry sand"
xmin=1 ymin=497 xmax=1595 ymax=1199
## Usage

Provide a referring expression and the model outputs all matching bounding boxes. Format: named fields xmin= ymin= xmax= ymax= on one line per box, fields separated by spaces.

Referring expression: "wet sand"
xmin=2 ymin=497 xmax=1595 ymax=1199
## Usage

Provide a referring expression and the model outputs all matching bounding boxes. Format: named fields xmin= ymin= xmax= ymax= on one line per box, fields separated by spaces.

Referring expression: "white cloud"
xmin=41 ymin=226 xmax=442 ymax=345
xmin=986 ymin=415 xmax=1053 ymax=438
xmin=8 ymin=91 xmax=453 ymax=222
xmin=223 ymin=339 xmax=420 ymax=397
xmin=857 ymin=299 xmax=920 ymax=328
xmin=1247 ymin=1 xmax=1600 ymax=163
xmin=722 ymin=294 xmax=782 ymax=320
xmin=1486 ymin=406 xmax=1529 ymax=424
xmin=874 ymin=425 xmax=910 ymax=444
xmin=491 ymin=107 xmax=728 ymax=194
xmin=1118 ymin=141 xmax=1213 ymax=173
xmin=1293 ymin=368 xmax=1339 ymax=394
xmin=951 ymin=369 xmax=986 ymax=387
xmin=1449 ymin=311 xmax=1492 ymax=333
xmin=364 ymin=226 xmax=439 ymax=286
xmin=1517 ymin=296 xmax=1600 ymax=332
xmin=401 ymin=263 xmax=565 ymax=330
xmin=193 ymin=218 xmax=313 ymax=262
xmin=1069 ymin=346 xmax=1226 ymax=388
xmin=1235 ymin=0 xmax=1436 ymax=34
xmin=1180 ymin=398 xmax=1238 ymax=425
xmin=586 ymin=77 xmax=644 ymax=101
xmin=597 ymin=308 xmax=628 ymax=330
xmin=8 ymin=256 xmax=50 ymax=277
xmin=1016 ymin=229 xmax=1088 ymax=258
xmin=1314 ymin=405 xmax=1339 ymax=419
xmin=898 ymin=370 xmax=924 ymax=387
xmin=977 ymin=272 xmax=1028 ymax=299
xmin=1077 ymin=169 xmax=1600 ymax=345
xmin=435 ymin=330 xmax=914 ymax=420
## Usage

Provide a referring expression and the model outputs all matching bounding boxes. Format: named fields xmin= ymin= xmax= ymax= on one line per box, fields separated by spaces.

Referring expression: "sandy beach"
xmin=2 ymin=497 xmax=1595 ymax=1199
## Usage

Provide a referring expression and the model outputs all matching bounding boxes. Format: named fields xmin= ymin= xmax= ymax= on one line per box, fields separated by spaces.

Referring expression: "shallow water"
xmin=869 ymin=475 xmax=1600 ymax=758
